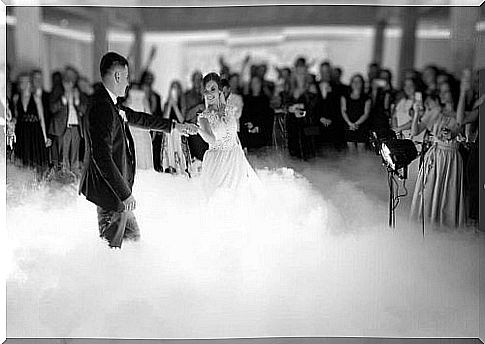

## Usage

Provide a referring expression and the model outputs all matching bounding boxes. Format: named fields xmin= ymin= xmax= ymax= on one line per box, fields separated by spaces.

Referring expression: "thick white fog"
xmin=6 ymin=150 xmax=479 ymax=338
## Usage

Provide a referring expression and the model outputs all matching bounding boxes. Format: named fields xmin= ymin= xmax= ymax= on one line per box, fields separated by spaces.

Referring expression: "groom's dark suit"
xmin=79 ymin=85 xmax=173 ymax=247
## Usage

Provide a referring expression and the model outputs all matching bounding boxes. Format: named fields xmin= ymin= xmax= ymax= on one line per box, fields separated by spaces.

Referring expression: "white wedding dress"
xmin=198 ymin=102 xmax=261 ymax=200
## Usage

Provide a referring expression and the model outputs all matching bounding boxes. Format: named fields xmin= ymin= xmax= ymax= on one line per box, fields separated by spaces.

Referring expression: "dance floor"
xmin=6 ymin=148 xmax=480 ymax=339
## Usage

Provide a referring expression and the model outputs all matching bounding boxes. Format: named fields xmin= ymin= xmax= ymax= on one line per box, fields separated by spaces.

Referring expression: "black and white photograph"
xmin=1 ymin=0 xmax=484 ymax=343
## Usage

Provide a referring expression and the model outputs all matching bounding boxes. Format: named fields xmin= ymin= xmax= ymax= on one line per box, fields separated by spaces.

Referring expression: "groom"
xmin=79 ymin=52 xmax=197 ymax=248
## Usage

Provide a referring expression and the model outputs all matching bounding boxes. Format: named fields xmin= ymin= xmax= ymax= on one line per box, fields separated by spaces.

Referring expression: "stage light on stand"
xmin=380 ymin=139 xmax=418 ymax=179
xmin=378 ymin=138 xmax=418 ymax=228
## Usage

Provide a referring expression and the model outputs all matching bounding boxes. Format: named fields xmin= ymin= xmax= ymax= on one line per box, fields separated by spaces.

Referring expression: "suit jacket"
xmin=48 ymin=86 xmax=88 ymax=137
xmin=79 ymin=86 xmax=173 ymax=211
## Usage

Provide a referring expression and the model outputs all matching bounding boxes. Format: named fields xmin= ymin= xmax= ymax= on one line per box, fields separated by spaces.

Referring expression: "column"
xmin=131 ymin=26 xmax=143 ymax=81
xmin=92 ymin=9 xmax=108 ymax=83
xmin=450 ymin=7 xmax=479 ymax=76
xmin=397 ymin=7 xmax=417 ymax=86
xmin=14 ymin=6 xmax=41 ymax=71
xmin=372 ymin=19 xmax=386 ymax=65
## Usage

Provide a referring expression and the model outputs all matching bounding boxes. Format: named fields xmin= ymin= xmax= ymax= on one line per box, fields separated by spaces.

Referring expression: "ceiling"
xmin=6 ymin=5 xmax=482 ymax=33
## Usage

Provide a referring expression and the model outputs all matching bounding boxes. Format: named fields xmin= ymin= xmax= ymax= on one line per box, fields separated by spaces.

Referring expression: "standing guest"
xmin=422 ymin=65 xmax=439 ymax=95
xmin=456 ymin=70 xmax=484 ymax=225
xmin=240 ymin=76 xmax=273 ymax=150
xmin=366 ymin=62 xmax=380 ymax=93
xmin=410 ymin=91 xmax=465 ymax=229
xmin=79 ymin=52 xmax=197 ymax=248
xmin=31 ymin=69 xmax=52 ymax=164
xmin=139 ymin=70 xmax=164 ymax=172
xmin=12 ymin=72 xmax=51 ymax=178
xmin=341 ymin=74 xmax=371 ymax=153
xmin=123 ymin=82 xmax=154 ymax=170
xmin=391 ymin=77 xmax=417 ymax=139
xmin=256 ymin=63 xmax=275 ymax=99
xmin=316 ymin=61 xmax=345 ymax=149
xmin=184 ymin=70 xmax=208 ymax=161
xmin=369 ymin=69 xmax=394 ymax=135
xmin=78 ymin=76 xmax=94 ymax=96
xmin=48 ymin=66 xmax=87 ymax=176
xmin=161 ymin=80 xmax=191 ymax=175
xmin=331 ymin=66 xmax=350 ymax=95
xmin=221 ymin=78 xmax=244 ymax=142
xmin=51 ymin=71 xmax=63 ymax=91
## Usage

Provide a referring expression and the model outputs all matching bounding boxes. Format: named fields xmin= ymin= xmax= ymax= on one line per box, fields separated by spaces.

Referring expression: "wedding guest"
xmin=316 ymin=61 xmax=345 ymax=148
xmin=12 ymin=72 xmax=51 ymax=178
xmin=391 ymin=77 xmax=417 ymax=139
xmin=184 ymin=70 xmax=208 ymax=161
xmin=140 ymin=70 xmax=164 ymax=172
xmin=31 ymin=69 xmax=52 ymax=164
xmin=161 ymin=80 xmax=191 ymax=175
xmin=410 ymin=91 xmax=465 ymax=229
xmin=341 ymin=74 xmax=371 ymax=153
xmin=240 ymin=76 xmax=274 ymax=150
xmin=48 ymin=66 xmax=87 ymax=176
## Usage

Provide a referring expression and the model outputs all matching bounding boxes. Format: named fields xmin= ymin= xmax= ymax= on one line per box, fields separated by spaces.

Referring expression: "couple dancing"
xmin=79 ymin=52 xmax=259 ymax=248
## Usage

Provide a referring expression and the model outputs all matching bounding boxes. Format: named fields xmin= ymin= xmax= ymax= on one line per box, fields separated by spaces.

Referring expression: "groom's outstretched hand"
xmin=175 ymin=123 xmax=199 ymax=136
xmin=123 ymin=194 xmax=136 ymax=211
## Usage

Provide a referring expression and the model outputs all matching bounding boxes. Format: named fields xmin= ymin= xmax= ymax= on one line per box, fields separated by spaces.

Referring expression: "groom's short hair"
xmin=100 ymin=52 xmax=129 ymax=78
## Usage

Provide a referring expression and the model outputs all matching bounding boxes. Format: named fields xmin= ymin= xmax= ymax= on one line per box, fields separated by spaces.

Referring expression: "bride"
xmin=197 ymin=72 xmax=260 ymax=199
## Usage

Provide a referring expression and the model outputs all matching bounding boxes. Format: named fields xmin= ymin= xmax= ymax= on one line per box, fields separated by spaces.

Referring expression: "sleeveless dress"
xmin=410 ymin=111 xmax=466 ymax=229
xmin=14 ymin=95 xmax=49 ymax=169
xmin=198 ymin=103 xmax=260 ymax=200
xmin=344 ymin=94 xmax=369 ymax=143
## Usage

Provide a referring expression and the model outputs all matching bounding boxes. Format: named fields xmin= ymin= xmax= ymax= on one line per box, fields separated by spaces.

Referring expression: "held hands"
xmin=45 ymin=138 xmax=52 ymax=148
xmin=122 ymin=194 xmax=136 ymax=212
xmin=175 ymin=123 xmax=198 ymax=136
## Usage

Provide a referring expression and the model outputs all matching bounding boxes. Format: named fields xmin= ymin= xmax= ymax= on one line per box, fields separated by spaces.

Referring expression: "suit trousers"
xmin=50 ymin=134 xmax=63 ymax=168
xmin=62 ymin=126 xmax=81 ymax=172
xmin=97 ymin=207 xmax=140 ymax=248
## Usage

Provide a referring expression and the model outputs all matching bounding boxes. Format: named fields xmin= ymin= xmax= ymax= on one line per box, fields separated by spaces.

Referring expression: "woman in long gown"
xmin=409 ymin=92 xmax=466 ymax=229
xmin=197 ymin=72 xmax=260 ymax=200
xmin=124 ymin=83 xmax=154 ymax=170
xmin=12 ymin=73 xmax=51 ymax=179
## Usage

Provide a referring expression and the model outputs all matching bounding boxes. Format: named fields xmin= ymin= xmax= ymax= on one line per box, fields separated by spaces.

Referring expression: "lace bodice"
xmin=199 ymin=104 xmax=239 ymax=151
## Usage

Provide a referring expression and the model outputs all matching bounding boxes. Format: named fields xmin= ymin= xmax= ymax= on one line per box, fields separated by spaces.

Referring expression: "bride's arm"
xmin=197 ymin=117 xmax=216 ymax=144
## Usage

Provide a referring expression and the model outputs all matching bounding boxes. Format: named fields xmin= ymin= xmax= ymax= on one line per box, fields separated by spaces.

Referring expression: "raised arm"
xmin=120 ymin=104 xmax=173 ymax=133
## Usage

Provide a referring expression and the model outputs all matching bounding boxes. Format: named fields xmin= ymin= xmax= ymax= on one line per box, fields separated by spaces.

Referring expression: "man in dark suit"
xmin=79 ymin=52 xmax=197 ymax=248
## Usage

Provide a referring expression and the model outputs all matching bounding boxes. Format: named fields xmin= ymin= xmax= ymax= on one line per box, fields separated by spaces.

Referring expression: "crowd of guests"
xmin=3 ymin=54 xmax=482 ymax=229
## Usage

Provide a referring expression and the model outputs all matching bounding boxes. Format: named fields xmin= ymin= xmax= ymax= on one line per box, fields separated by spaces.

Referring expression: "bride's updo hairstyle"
xmin=203 ymin=72 xmax=222 ymax=90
